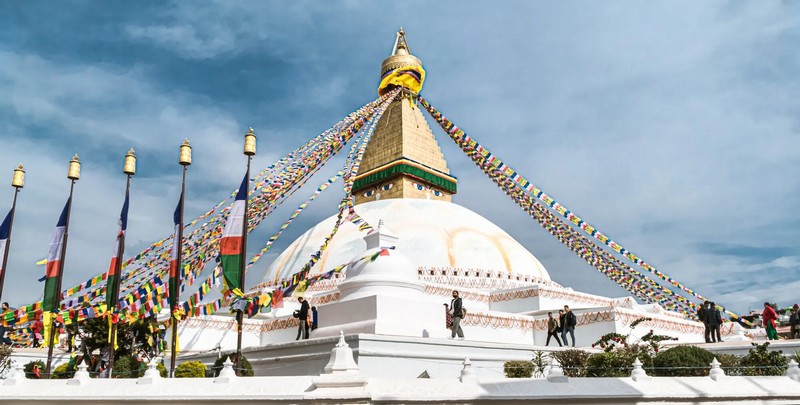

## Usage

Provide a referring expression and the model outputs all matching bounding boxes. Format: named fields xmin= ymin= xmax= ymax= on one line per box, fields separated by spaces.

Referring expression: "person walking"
xmin=295 ymin=297 xmax=310 ymax=340
xmin=762 ymin=302 xmax=779 ymax=340
xmin=0 ymin=302 xmax=14 ymax=346
xmin=545 ymin=312 xmax=562 ymax=347
xmin=449 ymin=290 xmax=464 ymax=340
xmin=561 ymin=305 xmax=576 ymax=347
xmin=31 ymin=313 xmax=43 ymax=348
xmin=708 ymin=302 xmax=723 ymax=343
xmin=698 ymin=301 xmax=711 ymax=343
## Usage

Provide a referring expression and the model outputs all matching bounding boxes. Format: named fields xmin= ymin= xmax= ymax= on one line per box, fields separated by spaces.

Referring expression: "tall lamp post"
xmin=235 ymin=128 xmax=256 ymax=372
xmin=45 ymin=154 xmax=81 ymax=376
xmin=107 ymin=149 xmax=136 ymax=377
xmin=170 ymin=139 xmax=191 ymax=378
xmin=0 ymin=164 xmax=25 ymax=301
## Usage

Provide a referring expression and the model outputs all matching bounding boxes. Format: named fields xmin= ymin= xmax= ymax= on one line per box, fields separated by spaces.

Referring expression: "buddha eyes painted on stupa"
xmin=412 ymin=182 xmax=426 ymax=191
xmin=381 ymin=183 xmax=394 ymax=191
xmin=363 ymin=189 xmax=375 ymax=198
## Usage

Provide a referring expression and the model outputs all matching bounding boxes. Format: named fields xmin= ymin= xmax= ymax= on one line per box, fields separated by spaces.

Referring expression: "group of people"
xmin=698 ymin=301 xmax=724 ymax=343
xmin=545 ymin=306 xmax=577 ymax=347
xmin=294 ymin=297 xmax=318 ymax=340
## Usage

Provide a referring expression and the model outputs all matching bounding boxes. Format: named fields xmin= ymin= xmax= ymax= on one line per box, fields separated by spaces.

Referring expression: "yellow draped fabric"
xmin=378 ymin=65 xmax=426 ymax=95
xmin=42 ymin=312 xmax=55 ymax=348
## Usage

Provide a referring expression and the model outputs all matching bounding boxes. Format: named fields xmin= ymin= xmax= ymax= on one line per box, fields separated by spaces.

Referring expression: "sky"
xmin=0 ymin=1 xmax=798 ymax=315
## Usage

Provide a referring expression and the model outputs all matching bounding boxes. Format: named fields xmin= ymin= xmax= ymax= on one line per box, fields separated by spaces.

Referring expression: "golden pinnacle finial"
xmin=179 ymin=138 xmax=192 ymax=166
xmin=68 ymin=154 xmax=81 ymax=180
xmin=244 ymin=127 xmax=257 ymax=156
xmin=12 ymin=164 xmax=25 ymax=188
xmin=123 ymin=148 xmax=137 ymax=175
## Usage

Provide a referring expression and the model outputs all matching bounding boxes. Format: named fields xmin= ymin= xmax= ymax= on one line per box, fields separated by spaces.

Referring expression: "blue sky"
xmin=1 ymin=1 xmax=798 ymax=314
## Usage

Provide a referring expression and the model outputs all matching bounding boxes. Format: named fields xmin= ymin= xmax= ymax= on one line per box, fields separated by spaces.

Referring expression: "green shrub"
xmin=23 ymin=360 xmax=45 ymax=379
xmin=50 ymin=362 xmax=75 ymax=379
xmin=739 ymin=342 xmax=788 ymax=376
xmin=653 ymin=345 xmax=715 ymax=376
xmin=157 ymin=362 xmax=168 ymax=378
xmin=112 ymin=355 xmax=144 ymax=379
xmin=504 ymin=360 xmax=533 ymax=378
xmin=550 ymin=349 xmax=590 ymax=377
xmin=715 ymin=353 xmax=743 ymax=376
xmin=586 ymin=345 xmax=653 ymax=377
xmin=212 ymin=353 xmax=254 ymax=377
xmin=175 ymin=361 xmax=207 ymax=378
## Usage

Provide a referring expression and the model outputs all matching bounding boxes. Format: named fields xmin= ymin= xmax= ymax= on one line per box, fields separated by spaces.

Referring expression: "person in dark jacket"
xmin=295 ymin=297 xmax=310 ymax=340
xmin=707 ymin=302 xmax=723 ymax=343
xmin=698 ymin=301 xmax=711 ymax=343
xmin=311 ymin=306 xmax=318 ymax=331
xmin=449 ymin=290 xmax=464 ymax=339
xmin=561 ymin=305 xmax=577 ymax=347
xmin=545 ymin=312 xmax=562 ymax=347
xmin=788 ymin=307 xmax=798 ymax=340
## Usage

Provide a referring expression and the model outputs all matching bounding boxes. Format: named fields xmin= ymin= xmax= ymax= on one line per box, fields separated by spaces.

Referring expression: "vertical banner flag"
xmin=43 ymin=199 xmax=69 ymax=312
xmin=168 ymin=193 xmax=182 ymax=311
xmin=105 ymin=189 xmax=130 ymax=309
xmin=221 ymin=175 xmax=247 ymax=296
xmin=0 ymin=209 xmax=13 ymax=279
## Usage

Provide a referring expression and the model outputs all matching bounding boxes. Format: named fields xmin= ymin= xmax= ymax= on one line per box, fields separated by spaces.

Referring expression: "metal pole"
xmin=235 ymin=156 xmax=251 ymax=374
xmin=107 ymin=174 xmax=130 ymax=378
xmin=0 ymin=188 xmax=20 ymax=301
xmin=45 ymin=180 xmax=75 ymax=376
xmin=170 ymin=165 xmax=187 ymax=378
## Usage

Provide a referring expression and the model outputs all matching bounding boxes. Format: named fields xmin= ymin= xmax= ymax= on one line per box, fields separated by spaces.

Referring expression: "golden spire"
xmin=380 ymin=28 xmax=423 ymax=78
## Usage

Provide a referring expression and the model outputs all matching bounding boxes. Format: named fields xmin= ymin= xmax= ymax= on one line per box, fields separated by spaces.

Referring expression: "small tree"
xmin=0 ymin=345 xmax=12 ymax=376
xmin=112 ymin=355 xmax=144 ymax=379
xmin=550 ymin=349 xmax=591 ymax=377
xmin=212 ymin=353 xmax=254 ymax=377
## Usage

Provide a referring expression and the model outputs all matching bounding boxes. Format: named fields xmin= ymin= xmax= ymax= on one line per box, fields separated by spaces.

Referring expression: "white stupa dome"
xmin=262 ymin=199 xmax=550 ymax=284
xmin=263 ymin=199 xmax=550 ymax=282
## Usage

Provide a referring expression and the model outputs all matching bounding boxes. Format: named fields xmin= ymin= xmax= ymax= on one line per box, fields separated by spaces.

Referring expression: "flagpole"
xmin=236 ymin=128 xmax=256 ymax=373
xmin=107 ymin=148 xmax=136 ymax=378
xmin=170 ymin=139 xmax=191 ymax=378
xmin=0 ymin=165 xmax=25 ymax=301
xmin=45 ymin=154 xmax=81 ymax=377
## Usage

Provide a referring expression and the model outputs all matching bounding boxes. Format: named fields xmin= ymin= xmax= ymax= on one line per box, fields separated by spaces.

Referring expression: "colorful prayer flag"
xmin=105 ymin=188 xmax=130 ymax=310
xmin=43 ymin=199 xmax=69 ymax=312
xmin=0 ymin=209 xmax=12 ymax=280
xmin=221 ymin=174 xmax=247 ymax=294
xmin=168 ymin=192 xmax=183 ymax=311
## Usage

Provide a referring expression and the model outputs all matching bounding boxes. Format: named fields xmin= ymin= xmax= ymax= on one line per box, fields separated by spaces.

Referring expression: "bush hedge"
xmin=50 ymin=362 xmax=76 ymax=379
xmin=175 ymin=361 xmax=207 ymax=378
xmin=23 ymin=360 xmax=45 ymax=379
xmin=503 ymin=360 xmax=533 ymax=378
xmin=739 ymin=343 xmax=787 ymax=376
xmin=586 ymin=345 xmax=653 ymax=377
xmin=653 ymin=345 xmax=715 ymax=377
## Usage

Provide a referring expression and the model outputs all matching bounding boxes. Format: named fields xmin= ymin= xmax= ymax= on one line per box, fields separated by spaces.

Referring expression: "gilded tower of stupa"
xmin=352 ymin=29 xmax=457 ymax=205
